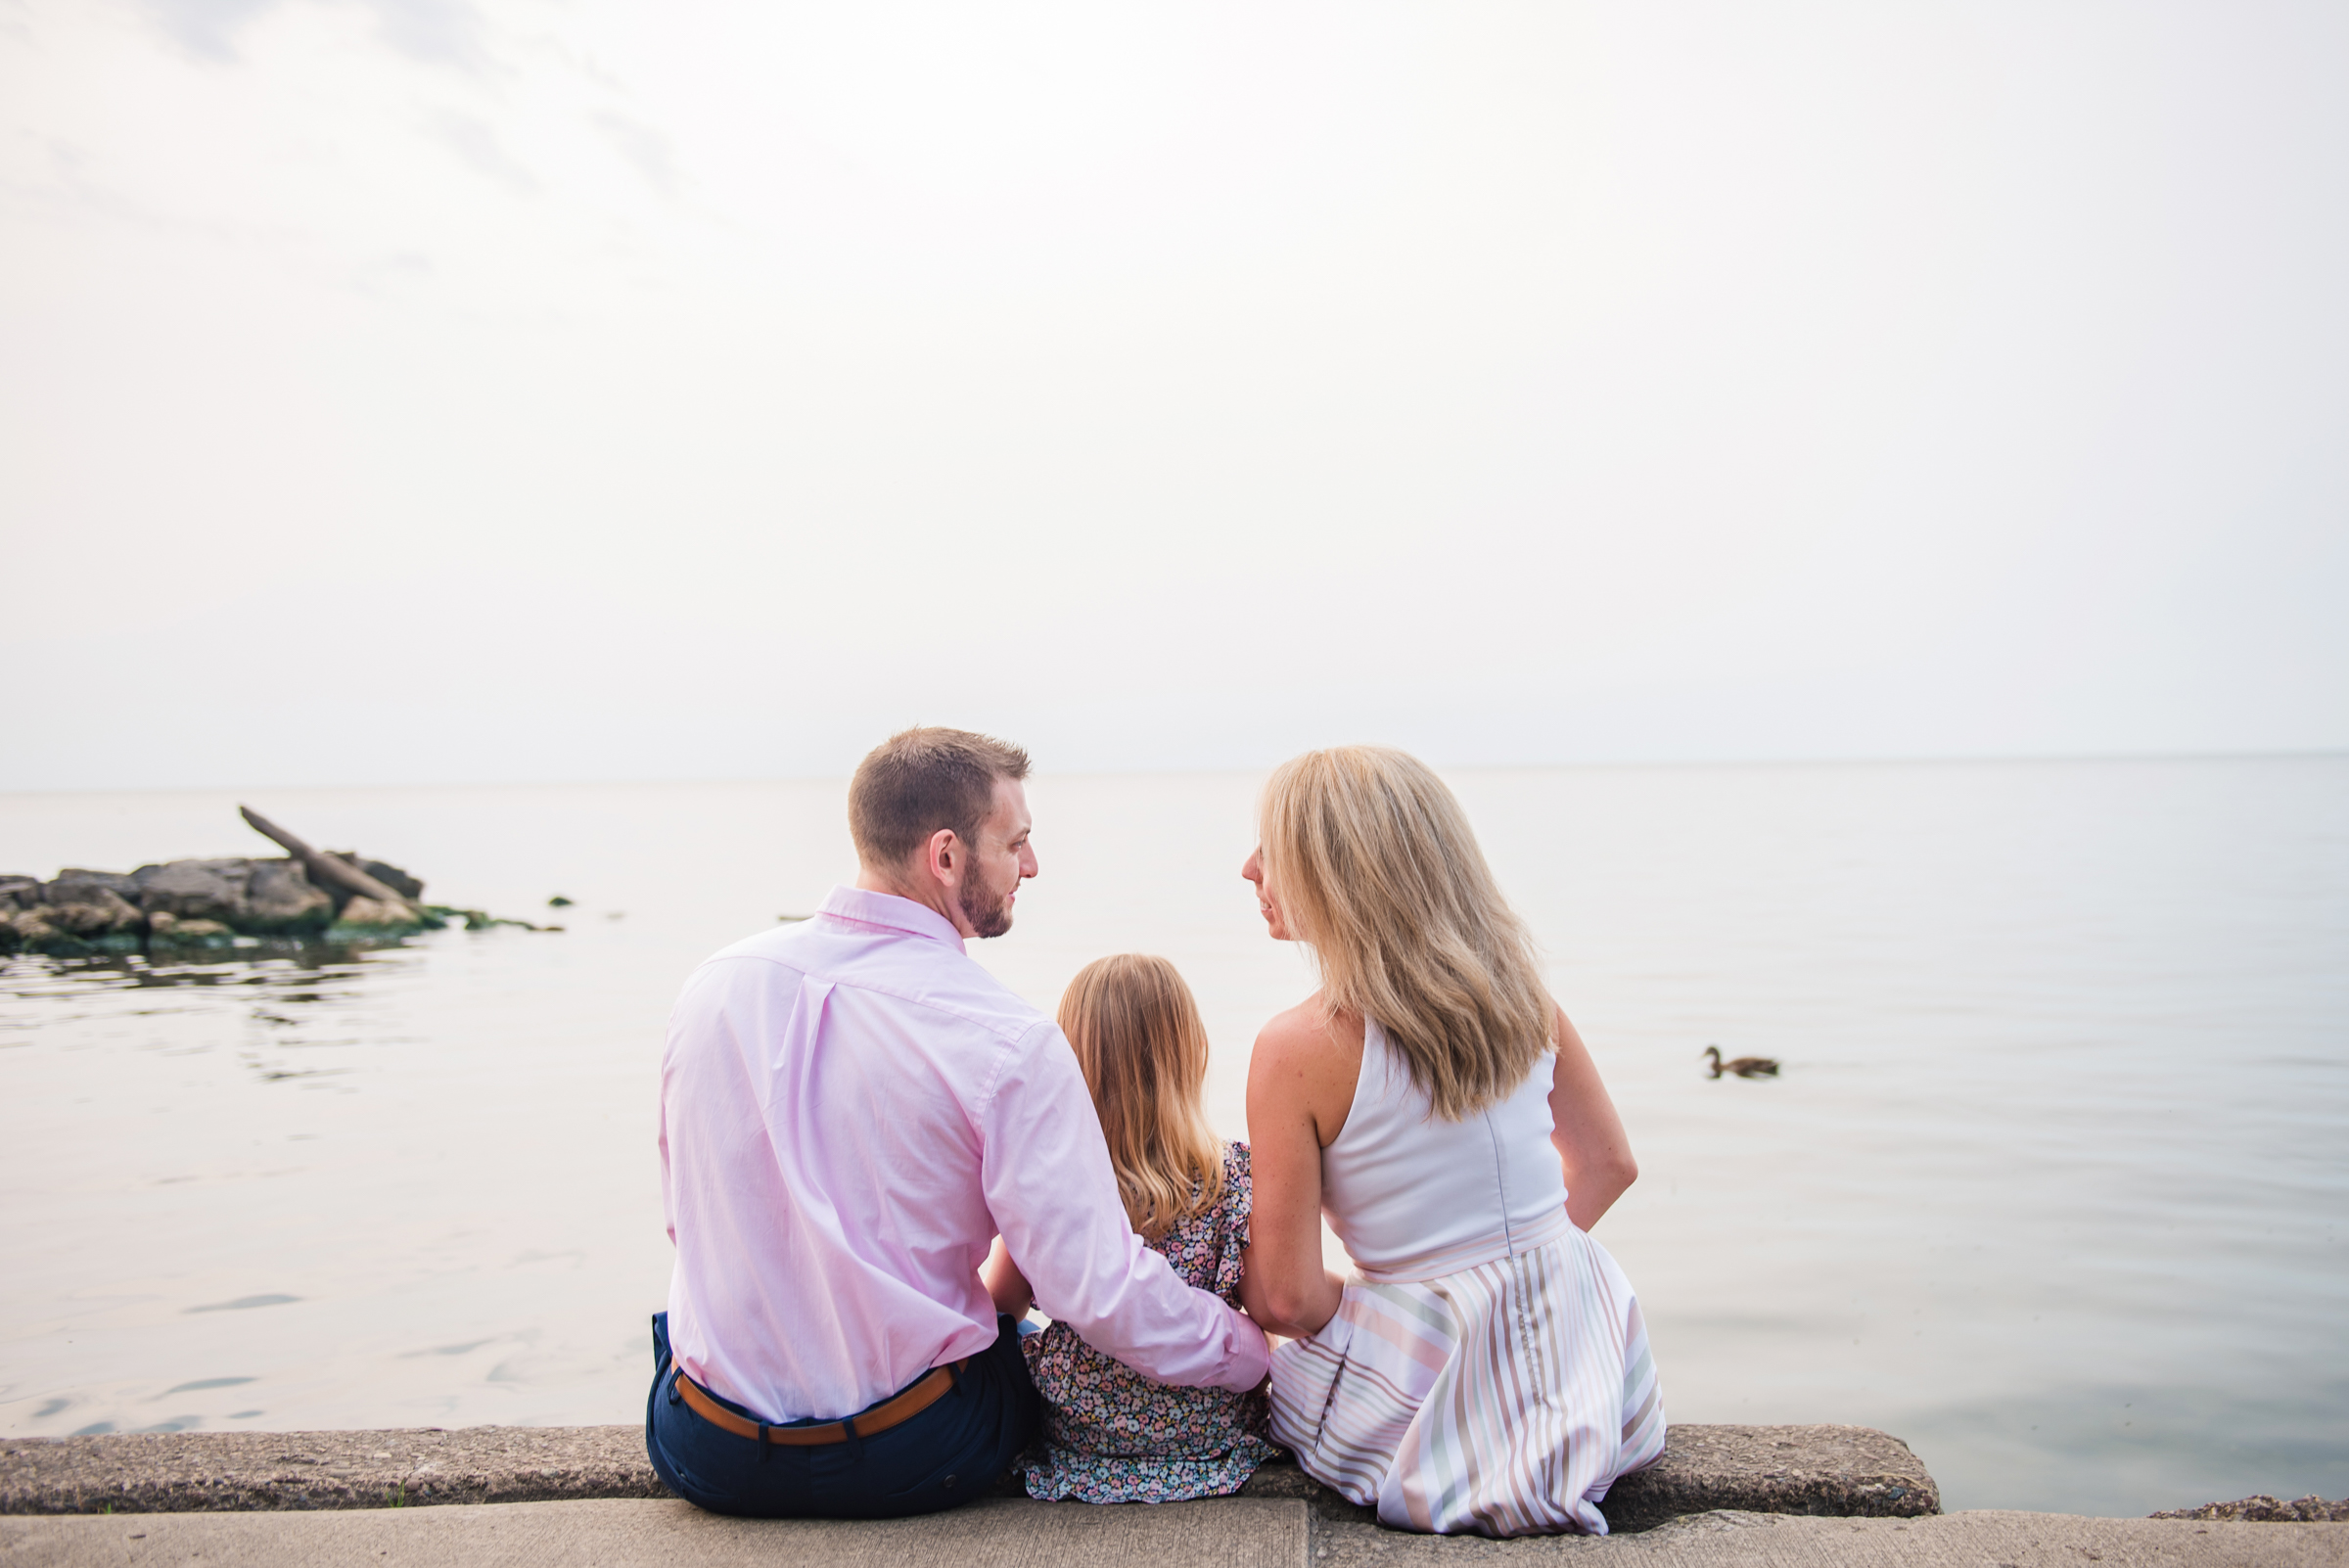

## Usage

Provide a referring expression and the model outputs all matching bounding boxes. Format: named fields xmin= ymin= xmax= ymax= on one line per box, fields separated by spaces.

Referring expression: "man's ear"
xmin=924 ymin=826 xmax=961 ymax=883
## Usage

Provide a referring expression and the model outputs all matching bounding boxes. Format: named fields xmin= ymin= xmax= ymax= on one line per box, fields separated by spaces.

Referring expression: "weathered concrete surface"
xmin=1592 ymin=1424 xmax=1936 ymax=1532
xmin=1 ymin=1424 xmax=1935 ymax=1530
xmin=1311 ymin=1509 xmax=2349 ymax=1567
xmin=0 ymin=1496 xmax=1310 ymax=1568
xmin=2156 ymin=1496 xmax=2349 ymax=1523
xmin=0 ymin=1428 xmax=667 ymax=1515
xmin=1241 ymin=1424 xmax=1935 ymax=1534
xmin=5 ymin=1503 xmax=2344 ymax=1568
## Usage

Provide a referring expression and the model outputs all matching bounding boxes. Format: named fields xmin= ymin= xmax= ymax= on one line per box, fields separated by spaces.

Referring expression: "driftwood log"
xmin=238 ymin=807 xmax=420 ymax=917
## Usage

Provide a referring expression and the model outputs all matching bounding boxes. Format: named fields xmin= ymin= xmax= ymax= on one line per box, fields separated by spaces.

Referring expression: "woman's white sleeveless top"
xmin=1319 ymin=1018 xmax=1575 ymax=1282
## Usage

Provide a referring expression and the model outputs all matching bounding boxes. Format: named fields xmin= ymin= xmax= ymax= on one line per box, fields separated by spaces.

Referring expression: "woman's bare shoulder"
xmin=1249 ymin=999 xmax=1365 ymax=1148
xmin=1253 ymin=994 xmax=1361 ymax=1058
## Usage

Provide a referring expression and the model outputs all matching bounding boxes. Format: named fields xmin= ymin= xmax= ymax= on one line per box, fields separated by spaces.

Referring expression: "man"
xmin=648 ymin=727 xmax=1269 ymax=1518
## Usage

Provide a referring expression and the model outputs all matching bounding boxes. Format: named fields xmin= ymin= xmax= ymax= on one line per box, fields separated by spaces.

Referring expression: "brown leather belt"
xmin=672 ymin=1360 xmax=969 ymax=1447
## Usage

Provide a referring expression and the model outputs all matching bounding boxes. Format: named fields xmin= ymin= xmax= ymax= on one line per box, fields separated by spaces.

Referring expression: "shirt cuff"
xmin=1219 ymin=1309 xmax=1273 ymax=1392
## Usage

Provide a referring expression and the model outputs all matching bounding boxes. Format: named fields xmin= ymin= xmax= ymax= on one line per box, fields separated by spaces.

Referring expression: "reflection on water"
xmin=0 ymin=764 xmax=2343 ymax=1515
xmin=0 ymin=885 xmax=688 ymax=1444
xmin=3 ymin=943 xmax=416 ymax=1086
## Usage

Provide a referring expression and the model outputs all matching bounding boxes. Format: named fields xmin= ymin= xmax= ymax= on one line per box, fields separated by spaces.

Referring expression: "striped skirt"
xmin=1267 ymin=1226 xmax=1666 ymax=1537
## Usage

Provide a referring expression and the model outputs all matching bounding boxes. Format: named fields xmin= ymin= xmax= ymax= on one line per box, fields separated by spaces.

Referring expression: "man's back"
xmin=660 ymin=885 xmax=1265 ymax=1423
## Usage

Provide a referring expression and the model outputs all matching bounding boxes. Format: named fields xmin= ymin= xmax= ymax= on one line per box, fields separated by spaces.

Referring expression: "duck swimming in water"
xmin=1703 ymin=1045 xmax=1780 ymax=1079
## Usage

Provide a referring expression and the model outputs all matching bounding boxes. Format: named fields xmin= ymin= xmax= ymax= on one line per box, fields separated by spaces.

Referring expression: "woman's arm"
xmin=1549 ymin=1004 xmax=1638 ymax=1231
xmin=981 ymin=1234 xmax=1033 ymax=1318
xmin=1239 ymin=1002 xmax=1353 ymax=1339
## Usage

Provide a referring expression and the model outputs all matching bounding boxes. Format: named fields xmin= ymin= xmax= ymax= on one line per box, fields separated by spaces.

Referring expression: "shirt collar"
xmin=816 ymin=884 xmax=968 ymax=954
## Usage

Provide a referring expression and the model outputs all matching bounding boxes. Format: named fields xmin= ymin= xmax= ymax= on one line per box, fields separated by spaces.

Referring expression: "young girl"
xmin=982 ymin=953 xmax=1279 ymax=1503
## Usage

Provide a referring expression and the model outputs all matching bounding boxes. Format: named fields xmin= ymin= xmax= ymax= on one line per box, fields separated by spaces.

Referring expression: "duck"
xmin=1703 ymin=1044 xmax=1780 ymax=1080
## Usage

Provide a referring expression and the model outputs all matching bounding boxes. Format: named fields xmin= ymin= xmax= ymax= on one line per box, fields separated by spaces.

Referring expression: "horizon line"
xmin=4 ymin=744 xmax=2344 ymax=799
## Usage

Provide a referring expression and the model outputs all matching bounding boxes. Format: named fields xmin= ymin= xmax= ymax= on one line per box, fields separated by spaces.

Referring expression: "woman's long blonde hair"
xmin=1261 ymin=746 xmax=1554 ymax=1121
xmin=1058 ymin=953 xmax=1226 ymax=1240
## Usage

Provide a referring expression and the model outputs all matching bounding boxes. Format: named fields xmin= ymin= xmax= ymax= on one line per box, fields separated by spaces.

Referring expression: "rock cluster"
xmin=0 ymin=854 xmax=431 ymax=958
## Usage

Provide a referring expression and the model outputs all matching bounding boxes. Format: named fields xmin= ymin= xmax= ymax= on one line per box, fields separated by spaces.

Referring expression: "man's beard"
xmin=958 ymin=871 xmax=1015 ymax=939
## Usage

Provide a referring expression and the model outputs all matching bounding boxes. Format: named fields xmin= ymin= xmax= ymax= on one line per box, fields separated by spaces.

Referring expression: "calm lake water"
xmin=2 ymin=759 xmax=2343 ymax=1516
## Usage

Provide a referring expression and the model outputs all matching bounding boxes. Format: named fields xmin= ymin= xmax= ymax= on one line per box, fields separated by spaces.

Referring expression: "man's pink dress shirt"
xmin=659 ymin=885 xmax=1270 ymax=1423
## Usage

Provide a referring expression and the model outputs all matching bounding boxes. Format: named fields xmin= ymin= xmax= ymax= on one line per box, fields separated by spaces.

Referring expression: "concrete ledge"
xmin=0 ymin=1427 xmax=666 ymax=1514
xmin=0 ymin=1423 xmax=1936 ymax=1534
xmin=1590 ymin=1423 xmax=1938 ymax=1532
xmin=1239 ymin=1423 xmax=1940 ymax=1535
xmin=0 ymin=1496 xmax=1311 ymax=1568
xmin=5 ymin=1502 xmax=2344 ymax=1568
xmin=1311 ymin=1509 xmax=2349 ymax=1566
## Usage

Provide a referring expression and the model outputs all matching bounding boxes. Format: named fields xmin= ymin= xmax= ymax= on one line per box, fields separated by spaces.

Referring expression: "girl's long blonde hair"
xmin=1261 ymin=746 xmax=1554 ymax=1121
xmin=1058 ymin=953 xmax=1225 ymax=1240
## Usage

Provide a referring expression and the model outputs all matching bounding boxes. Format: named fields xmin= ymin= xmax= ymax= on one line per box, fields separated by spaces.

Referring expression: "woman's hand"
xmin=1239 ymin=999 xmax=1359 ymax=1339
xmin=1549 ymin=1004 xmax=1638 ymax=1231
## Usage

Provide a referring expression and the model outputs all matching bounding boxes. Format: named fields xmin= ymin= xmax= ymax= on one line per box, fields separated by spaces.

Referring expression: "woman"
xmin=1237 ymin=746 xmax=1665 ymax=1537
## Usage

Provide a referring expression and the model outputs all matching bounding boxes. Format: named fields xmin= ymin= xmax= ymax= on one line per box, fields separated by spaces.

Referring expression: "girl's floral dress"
xmin=1020 ymin=1140 xmax=1280 ymax=1502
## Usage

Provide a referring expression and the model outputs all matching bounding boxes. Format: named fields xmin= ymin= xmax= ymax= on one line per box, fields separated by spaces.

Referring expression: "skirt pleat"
xmin=1267 ymin=1227 xmax=1666 ymax=1537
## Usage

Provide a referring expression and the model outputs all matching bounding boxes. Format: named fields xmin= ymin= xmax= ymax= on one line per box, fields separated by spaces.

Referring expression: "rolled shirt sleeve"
xmin=980 ymin=1021 xmax=1270 ymax=1393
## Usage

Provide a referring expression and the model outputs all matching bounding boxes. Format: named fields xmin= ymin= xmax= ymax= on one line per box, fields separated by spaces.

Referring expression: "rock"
xmin=8 ymin=908 xmax=93 ymax=957
xmin=43 ymin=873 xmax=147 ymax=936
xmin=45 ymin=869 xmax=143 ymax=902
xmin=135 ymin=859 xmax=255 ymax=926
xmin=364 ymin=860 xmax=424 ymax=900
xmin=334 ymin=898 xmax=419 ymax=930
xmin=148 ymin=913 xmax=232 ymax=946
xmin=39 ymin=886 xmax=145 ymax=937
xmin=325 ymin=853 xmax=425 ymax=902
xmin=1 ymin=875 xmax=48 ymax=911
xmin=243 ymin=859 xmax=334 ymax=935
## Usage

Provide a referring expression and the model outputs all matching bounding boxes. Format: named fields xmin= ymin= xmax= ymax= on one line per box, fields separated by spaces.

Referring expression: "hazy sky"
xmin=4 ymin=0 xmax=2344 ymax=790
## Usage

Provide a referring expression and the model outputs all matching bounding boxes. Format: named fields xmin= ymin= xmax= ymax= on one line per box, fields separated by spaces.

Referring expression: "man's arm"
xmin=980 ymin=1024 xmax=1269 ymax=1393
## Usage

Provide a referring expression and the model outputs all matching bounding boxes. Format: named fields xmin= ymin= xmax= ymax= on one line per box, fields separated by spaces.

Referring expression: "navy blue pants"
xmin=645 ymin=1312 xmax=1040 ymax=1519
